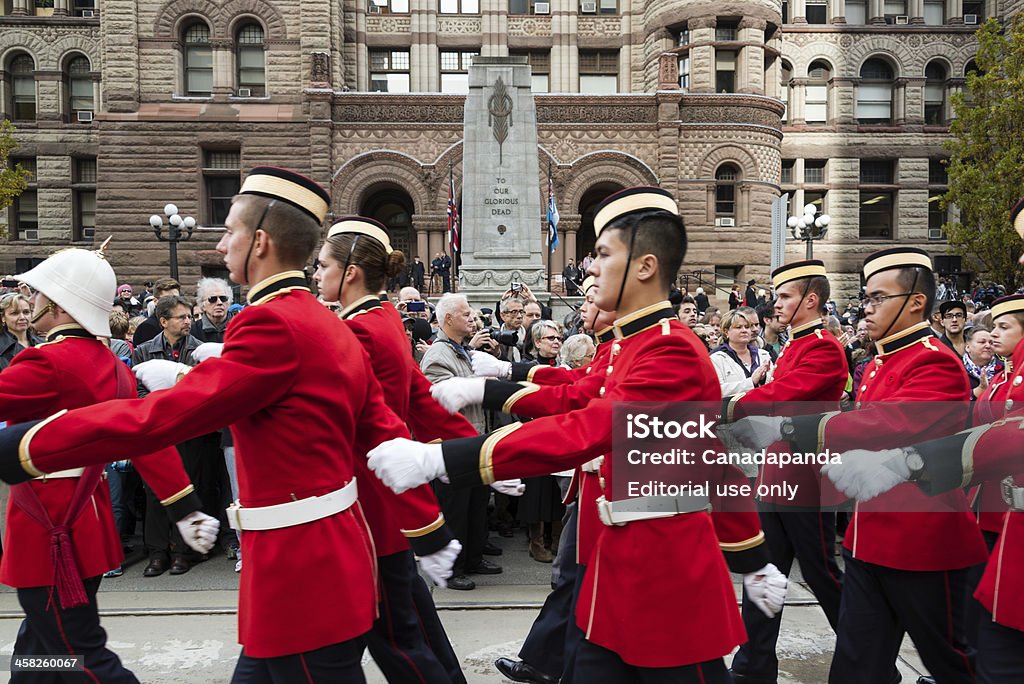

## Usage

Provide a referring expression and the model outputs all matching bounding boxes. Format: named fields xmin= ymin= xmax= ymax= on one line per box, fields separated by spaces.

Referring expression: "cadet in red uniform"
xmin=0 ymin=246 xmax=216 ymax=683
xmin=315 ymin=216 xmax=475 ymax=683
xmin=367 ymin=187 xmax=788 ymax=683
xmin=721 ymin=260 xmax=849 ymax=684
xmin=0 ymin=168 xmax=457 ymax=683
xmin=729 ymin=247 xmax=986 ymax=684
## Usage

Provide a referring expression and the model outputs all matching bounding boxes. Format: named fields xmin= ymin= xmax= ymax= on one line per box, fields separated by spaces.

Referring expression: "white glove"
xmin=471 ymin=350 xmax=511 ymax=378
xmin=133 ymin=360 xmax=191 ymax=392
xmin=722 ymin=416 xmax=785 ymax=451
xmin=491 ymin=479 xmax=526 ymax=496
xmin=367 ymin=439 xmax=446 ymax=494
xmin=743 ymin=563 xmax=789 ymax=618
xmin=192 ymin=342 xmax=224 ymax=363
xmin=822 ymin=448 xmax=910 ymax=502
xmin=430 ymin=377 xmax=486 ymax=414
xmin=417 ymin=539 xmax=462 ymax=588
xmin=175 ymin=511 xmax=220 ymax=555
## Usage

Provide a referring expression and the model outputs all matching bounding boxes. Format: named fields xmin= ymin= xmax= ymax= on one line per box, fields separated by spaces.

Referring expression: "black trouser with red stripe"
xmin=731 ymin=507 xmax=843 ymax=681
xmin=829 ymin=550 xmax=974 ymax=684
xmin=365 ymin=549 xmax=465 ymax=683
xmin=231 ymin=638 xmax=366 ymax=684
xmin=574 ymin=639 xmax=731 ymax=683
xmin=14 ymin=576 xmax=138 ymax=683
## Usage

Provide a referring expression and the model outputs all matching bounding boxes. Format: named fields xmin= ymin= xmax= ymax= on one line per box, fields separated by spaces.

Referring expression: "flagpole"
xmin=547 ymin=160 xmax=553 ymax=293
xmin=450 ymin=160 xmax=458 ymax=292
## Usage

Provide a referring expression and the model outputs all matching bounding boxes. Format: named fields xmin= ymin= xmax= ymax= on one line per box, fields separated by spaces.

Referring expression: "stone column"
xmin=705 ymin=183 xmax=716 ymax=223
xmin=832 ymin=0 xmax=848 ymax=23
xmin=738 ymin=18 xmax=766 ymax=94
xmin=904 ymin=76 xmax=925 ymax=124
xmin=689 ymin=17 xmax=715 ymax=93
xmin=792 ymin=0 xmax=808 ymax=23
xmin=869 ymin=0 xmax=886 ymax=23
xmin=34 ymin=70 xmax=61 ymax=122
xmin=909 ymin=0 xmax=925 ymax=22
xmin=790 ymin=80 xmax=807 ymax=124
xmin=415 ymin=224 xmax=430 ymax=262
xmin=894 ymin=78 xmax=907 ymax=124
xmin=54 ymin=0 xmax=69 ymax=16
xmin=738 ymin=182 xmax=751 ymax=225
xmin=11 ymin=0 xmax=29 ymax=16
xmin=212 ymin=40 xmax=233 ymax=99
xmin=947 ymin=0 xmax=963 ymax=23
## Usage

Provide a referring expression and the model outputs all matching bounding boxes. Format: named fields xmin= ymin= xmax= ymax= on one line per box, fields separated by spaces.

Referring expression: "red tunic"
xmin=971 ymin=352 xmax=1019 ymax=533
xmin=443 ymin=302 xmax=768 ymax=668
xmin=5 ymin=274 xmax=444 ymax=658
xmin=789 ymin=322 xmax=987 ymax=572
xmin=723 ymin=320 xmax=849 ymax=506
xmin=0 ymin=327 xmax=199 ymax=588
xmin=341 ymin=295 xmax=475 ymax=556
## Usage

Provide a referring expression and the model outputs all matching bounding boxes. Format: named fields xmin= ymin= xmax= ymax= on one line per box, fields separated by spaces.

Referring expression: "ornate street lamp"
xmin=787 ymin=203 xmax=830 ymax=260
xmin=149 ymin=203 xmax=196 ymax=281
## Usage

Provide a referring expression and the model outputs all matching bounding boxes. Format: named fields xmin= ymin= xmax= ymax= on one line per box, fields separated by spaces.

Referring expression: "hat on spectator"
xmin=327 ymin=216 xmax=393 ymax=253
xmin=239 ymin=167 xmax=330 ymax=224
xmin=992 ymin=294 xmax=1024 ymax=320
xmin=862 ymin=247 xmax=932 ymax=280
xmin=118 ymin=283 xmax=132 ymax=293
xmin=592 ymin=186 xmax=679 ymax=236
xmin=772 ymin=259 xmax=827 ymax=289
xmin=939 ymin=300 xmax=967 ymax=317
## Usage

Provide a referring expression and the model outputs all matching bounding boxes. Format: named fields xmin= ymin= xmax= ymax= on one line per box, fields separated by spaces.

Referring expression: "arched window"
xmin=65 ymin=56 xmax=93 ymax=116
xmin=924 ymin=61 xmax=947 ymax=124
xmin=236 ymin=23 xmax=266 ymax=97
xmin=806 ymin=60 xmax=831 ymax=124
xmin=7 ymin=54 xmax=36 ymax=121
xmin=857 ymin=58 xmax=894 ymax=123
xmin=715 ymin=164 xmax=740 ymax=216
xmin=183 ymin=22 xmax=213 ymax=96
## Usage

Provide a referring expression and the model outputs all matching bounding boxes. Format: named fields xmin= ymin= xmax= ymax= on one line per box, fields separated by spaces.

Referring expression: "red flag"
xmin=447 ymin=167 xmax=460 ymax=253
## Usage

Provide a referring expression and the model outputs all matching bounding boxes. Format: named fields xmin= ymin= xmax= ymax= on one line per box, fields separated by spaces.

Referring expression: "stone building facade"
xmin=0 ymin=0 xmax=1004 ymax=301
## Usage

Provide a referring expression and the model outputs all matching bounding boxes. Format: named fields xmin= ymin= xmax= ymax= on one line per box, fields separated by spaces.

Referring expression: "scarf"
xmin=962 ymin=351 xmax=999 ymax=382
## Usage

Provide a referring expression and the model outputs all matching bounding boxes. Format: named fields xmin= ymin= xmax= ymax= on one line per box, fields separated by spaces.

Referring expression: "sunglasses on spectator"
xmin=206 ymin=296 xmax=230 ymax=304
xmin=540 ymin=335 xmax=561 ymax=342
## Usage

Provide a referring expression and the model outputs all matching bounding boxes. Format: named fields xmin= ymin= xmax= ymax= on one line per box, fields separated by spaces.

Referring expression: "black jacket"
xmin=0 ymin=329 xmax=42 ymax=370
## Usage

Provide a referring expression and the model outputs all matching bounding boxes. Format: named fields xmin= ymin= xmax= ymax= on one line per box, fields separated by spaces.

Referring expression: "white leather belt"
xmin=1001 ymin=476 xmax=1024 ymax=512
xmin=34 ymin=468 xmax=86 ymax=481
xmin=581 ymin=456 xmax=603 ymax=474
xmin=597 ymin=494 xmax=710 ymax=527
xmin=227 ymin=479 xmax=358 ymax=531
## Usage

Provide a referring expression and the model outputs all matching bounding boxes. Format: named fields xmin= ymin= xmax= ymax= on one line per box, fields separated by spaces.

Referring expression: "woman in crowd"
xmin=709 ymin=308 xmax=770 ymax=395
xmin=0 ymin=292 xmax=41 ymax=370
xmin=964 ymin=326 xmax=1001 ymax=400
xmin=560 ymin=333 xmax=595 ymax=371
xmin=519 ymin=320 xmax=566 ymax=563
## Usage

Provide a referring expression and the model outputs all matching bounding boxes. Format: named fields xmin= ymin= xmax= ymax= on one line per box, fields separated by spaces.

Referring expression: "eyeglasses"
xmin=505 ymin=310 xmax=524 ymax=317
xmin=540 ymin=335 xmax=561 ymax=342
xmin=166 ymin=314 xmax=194 ymax=321
xmin=206 ymin=295 xmax=230 ymax=304
xmin=942 ymin=313 xmax=966 ymax=320
xmin=861 ymin=292 xmax=914 ymax=309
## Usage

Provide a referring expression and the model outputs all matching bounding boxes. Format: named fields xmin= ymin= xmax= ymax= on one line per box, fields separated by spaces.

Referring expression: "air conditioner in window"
xmin=81 ymin=9 xmax=95 ymax=17
xmin=82 ymin=227 xmax=95 ymax=239
xmin=964 ymin=13 xmax=978 ymax=24
xmin=76 ymin=110 xmax=94 ymax=123
xmin=895 ymin=15 xmax=909 ymax=24
xmin=534 ymin=2 xmax=551 ymax=14
xmin=22 ymin=230 xmax=39 ymax=241
xmin=581 ymin=1 xmax=597 ymax=12
xmin=928 ymin=228 xmax=945 ymax=240
xmin=715 ymin=217 xmax=736 ymax=227
xmin=236 ymin=88 xmax=252 ymax=97
xmin=368 ymin=4 xmax=382 ymax=12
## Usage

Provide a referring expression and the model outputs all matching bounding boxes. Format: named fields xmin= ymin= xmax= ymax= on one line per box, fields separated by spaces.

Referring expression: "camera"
xmin=486 ymin=327 xmax=520 ymax=347
xmin=511 ymin=282 xmax=522 ymax=293
xmin=1 ymin=279 xmax=20 ymax=289
xmin=407 ymin=301 xmax=427 ymax=313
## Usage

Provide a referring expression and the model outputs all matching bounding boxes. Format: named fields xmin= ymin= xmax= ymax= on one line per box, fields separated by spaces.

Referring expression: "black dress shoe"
xmin=728 ymin=669 xmax=777 ymax=684
xmin=169 ymin=557 xmax=191 ymax=575
xmin=494 ymin=657 xmax=558 ymax=684
xmin=446 ymin=574 xmax=475 ymax=591
xmin=482 ymin=541 xmax=503 ymax=556
xmin=915 ymin=677 xmax=935 ymax=684
xmin=143 ymin=558 xmax=168 ymax=577
xmin=467 ymin=559 xmax=502 ymax=575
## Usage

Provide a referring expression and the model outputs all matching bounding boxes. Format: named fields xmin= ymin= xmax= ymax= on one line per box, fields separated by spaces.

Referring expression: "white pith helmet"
xmin=18 ymin=246 xmax=116 ymax=337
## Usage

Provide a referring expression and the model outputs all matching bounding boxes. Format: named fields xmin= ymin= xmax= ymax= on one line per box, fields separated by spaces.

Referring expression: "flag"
xmin=547 ymin=176 xmax=559 ymax=254
xmin=447 ymin=164 xmax=460 ymax=253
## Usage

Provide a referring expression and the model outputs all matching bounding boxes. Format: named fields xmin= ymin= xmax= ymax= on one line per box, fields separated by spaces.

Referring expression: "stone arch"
xmin=52 ymin=37 xmax=100 ymax=71
xmin=699 ymin=144 xmax=759 ymax=180
xmin=561 ymin=150 xmax=659 ymax=211
xmin=225 ymin=0 xmax=288 ymax=40
xmin=153 ymin=0 xmax=222 ymax=39
xmin=788 ymin=42 xmax=845 ymax=78
xmin=841 ymin=38 xmax=910 ymax=78
xmin=332 ymin=151 xmax=431 ymax=217
xmin=922 ymin=55 xmax=954 ymax=79
xmin=0 ymin=32 xmax=49 ymax=69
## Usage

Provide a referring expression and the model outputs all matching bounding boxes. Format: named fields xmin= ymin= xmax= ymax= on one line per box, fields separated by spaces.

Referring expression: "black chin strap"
xmin=243 ymin=200 xmax=276 ymax=285
xmin=613 ymin=216 xmax=641 ymax=313
xmin=336 ymin=235 xmax=360 ymax=304
xmin=877 ymin=267 xmax=921 ymax=342
xmin=785 ymin=278 xmax=815 ymax=327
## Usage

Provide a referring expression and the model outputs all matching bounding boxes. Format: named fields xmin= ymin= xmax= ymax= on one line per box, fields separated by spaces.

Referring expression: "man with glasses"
xmin=727 ymin=247 xmax=985 ymax=684
xmin=131 ymin=277 xmax=182 ymax=346
xmin=191 ymin=277 xmax=235 ymax=343
xmin=132 ymin=295 xmax=214 ymax=577
xmin=938 ymin=300 xmax=969 ymax=358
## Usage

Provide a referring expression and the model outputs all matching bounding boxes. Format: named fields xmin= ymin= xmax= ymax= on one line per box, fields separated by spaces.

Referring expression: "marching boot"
xmin=529 ymin=523 xmax=553 ymax=563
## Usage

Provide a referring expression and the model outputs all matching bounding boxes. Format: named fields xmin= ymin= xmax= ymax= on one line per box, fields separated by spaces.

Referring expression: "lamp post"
xmin=149 ymin=203 xmax=196 ymax=281
xmin=787 ymin=203 xmax=830 ymax=260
